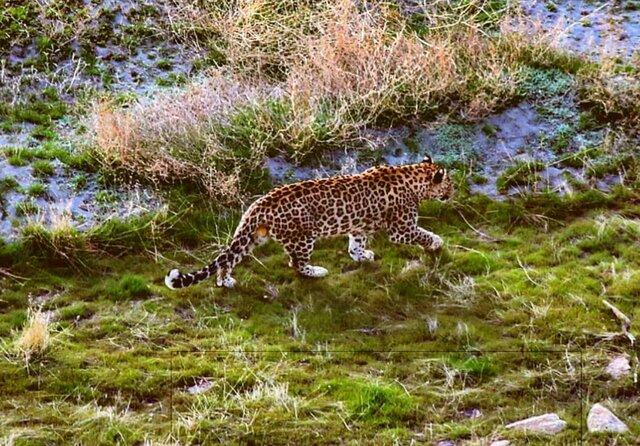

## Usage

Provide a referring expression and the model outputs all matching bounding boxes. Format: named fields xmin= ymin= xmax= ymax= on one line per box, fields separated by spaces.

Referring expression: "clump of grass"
xmin=559 ymin=146 xmax=602 ymax=168
xmin=71 ymin=174 xmax=88 ymax=191
xmin=32 ymin=160 xmax=55 ymax=177
xmin=32 ymin=141 xmax=69 ymax=161
xmin=15 ymin=308 xmax=50 ymax=364
xmin=95 ymin=190 xmax=117 ymax=204
xmin=579 ymin=71 xmax=640 ymax=130
xmin=322 ymin=379 xmax=413 ymax=425
xmin=26 ymin=182 xmax=48 ymax=198
xmin=496 ymin=160 xmax=546 ymax=193
xmin=31 ymin=125 xmax=57 ymax=140
xmin=7 ymin=155 xmax=28 ymax=167
xmin=106 ymin=274 xmax=151 ymax=301
xmin=21 ymin=223 xmax=88 ymax=266
xmin=15 ymin=200 xmax=40 ymax=216
xmin=0 ymin=176 xmax=19 ymax=192
xmin=90 ymin=74 xmax=271 ymax=203
xmin=155 ymin=59 xmax=173 ymax=70
xmin=586 ymin=150 xmax=637 ymax=180
xmin=4 ymin=147 xmax=33 ymax=167
xmin=155 ymin=73 xmax=187 ymax=87
xmin=550 ymin=124 xmax=574 ymax=154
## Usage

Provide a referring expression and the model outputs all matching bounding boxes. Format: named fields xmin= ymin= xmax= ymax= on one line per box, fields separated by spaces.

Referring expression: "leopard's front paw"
xmin=427 ymin=235 xmax=443 ymax=251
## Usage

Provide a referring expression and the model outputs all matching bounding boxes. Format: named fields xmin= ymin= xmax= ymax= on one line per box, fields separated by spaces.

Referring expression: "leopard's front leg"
xmin=386 ymin=205 xmax=443 ymax=251
xmin=389 ymin=226 xmax=443 ymax=251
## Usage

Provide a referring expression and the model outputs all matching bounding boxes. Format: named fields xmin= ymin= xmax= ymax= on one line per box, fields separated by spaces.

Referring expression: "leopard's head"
xmin=416 ymin=156 xmax=454 ymax=201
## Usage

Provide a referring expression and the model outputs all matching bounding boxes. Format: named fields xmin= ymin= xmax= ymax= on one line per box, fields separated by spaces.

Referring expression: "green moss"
xmin=518 ymin=67 xmax=573 ymax=98
xmin=430 ymin=124 xmax=476 ymax=169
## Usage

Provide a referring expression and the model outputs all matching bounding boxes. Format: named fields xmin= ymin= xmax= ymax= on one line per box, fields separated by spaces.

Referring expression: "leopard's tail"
xmin=164 ymin=212 xmax=268 ymax=289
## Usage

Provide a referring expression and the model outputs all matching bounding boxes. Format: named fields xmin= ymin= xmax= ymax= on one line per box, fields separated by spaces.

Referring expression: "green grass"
xmin=32 ymin=160 xmax=55 ymax=177
xmin=95 ymin=190 xmax=117 ymax=204
xmin=496 ymin=160 xmax=546 ymax=193
xmin=70 ymin=174 xmax=88 ymax=191
xmin=0 ymin=176 xmax=19 ymax=192
xmin=26 ymin=182 xmax=48 ymax=197
xmin=105 ymin=274 xmax=151 ymax=301
xmin=14 ymin=200 xmax=39 ymax=216
xmin=1 ymin=188 xmax=639 ymax=444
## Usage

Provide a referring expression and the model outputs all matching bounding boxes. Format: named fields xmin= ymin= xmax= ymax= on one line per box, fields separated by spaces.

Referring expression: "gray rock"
xmin=186 ymin=378 xmax=213 ymax=395
xmin=587 ymin=403 xmax=628 ymax=433
xmin=490 ymin=441 xmax=511 ymax=446
xmin=505 ymin=413 xmax=566 ymax=434
xmin=605 ymin=355 xmax=631 ymax=380
xmin=462 ymin=408 xmax=483 ymax=419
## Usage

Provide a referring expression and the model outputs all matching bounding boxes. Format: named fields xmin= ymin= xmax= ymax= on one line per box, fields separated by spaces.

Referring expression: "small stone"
xmin=462 ymin=408 xmax=483 ymax=419
xmin=401 ymin=259 xmax=423 ymax=274
xmin=426 ymin=316 xmax=438 ymax=334
xmin=505 ymin=413 xmax=566 ymax=434
xmin=186 ymin=378 xmax=213 ymax=395
xmin=490 ymin=441 xmax=511 ymax=446
xmin=587 ymin=403 xmax=628 ymax=433
xmin=436 ymin=441 xmax=455 ymax=446
xmin=605 ymin=355 xmax=631 ymax=380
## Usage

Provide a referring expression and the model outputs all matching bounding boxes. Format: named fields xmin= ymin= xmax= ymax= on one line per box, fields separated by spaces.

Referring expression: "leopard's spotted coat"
xmin=165 ymin=158 xmax=453 ymax=289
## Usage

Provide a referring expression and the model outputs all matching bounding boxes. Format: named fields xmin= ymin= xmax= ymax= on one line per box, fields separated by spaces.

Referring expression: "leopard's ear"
xmin=433 ymin=168 xmax=446 ymax=184
xmin=422 ymin=155 xmax=433 ymax=164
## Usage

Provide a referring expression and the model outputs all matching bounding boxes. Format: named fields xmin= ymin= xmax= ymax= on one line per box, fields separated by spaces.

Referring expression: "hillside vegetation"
xmin=0 ymin=0 xmax=639 ymax=444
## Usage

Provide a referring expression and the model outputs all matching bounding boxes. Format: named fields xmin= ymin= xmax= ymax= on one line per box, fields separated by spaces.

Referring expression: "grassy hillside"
xmin=1 ymin=0 xmax=639 ymax=444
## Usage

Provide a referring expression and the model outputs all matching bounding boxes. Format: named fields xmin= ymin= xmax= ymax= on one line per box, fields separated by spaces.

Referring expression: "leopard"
xmin=165 ymin=157 xmax=454 ymax=289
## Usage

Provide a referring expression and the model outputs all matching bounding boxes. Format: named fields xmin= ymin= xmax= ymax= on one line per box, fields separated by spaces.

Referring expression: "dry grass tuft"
xmin=90 ymin=72 xmax=269 ymax=202
xmin=287 ymin=0 xmax=521 ymax=122
xmin=16 ymin=309 xmax=50 ymax=363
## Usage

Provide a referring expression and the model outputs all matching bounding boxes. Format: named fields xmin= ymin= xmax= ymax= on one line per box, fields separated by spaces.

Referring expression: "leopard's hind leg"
xmin=282 ymin=236 xmax=328 ymax=277
xmin=348 ymin=233 xmax=374 ymax=262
